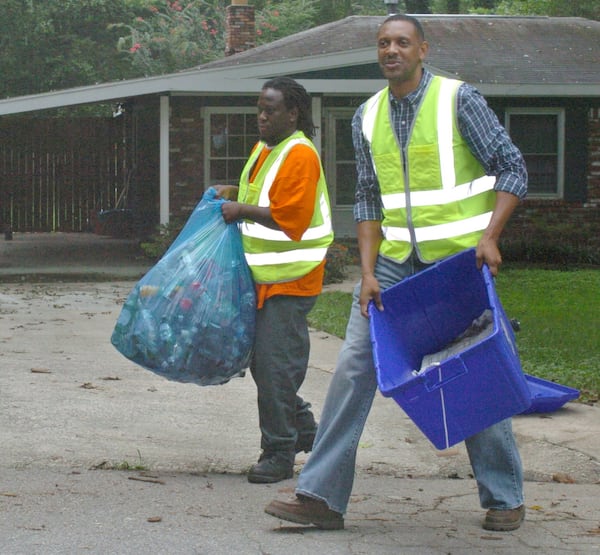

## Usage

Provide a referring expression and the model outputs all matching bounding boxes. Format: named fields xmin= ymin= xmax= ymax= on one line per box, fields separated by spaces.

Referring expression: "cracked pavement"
xmin=0 ymin=233 xmax=599 ymax=553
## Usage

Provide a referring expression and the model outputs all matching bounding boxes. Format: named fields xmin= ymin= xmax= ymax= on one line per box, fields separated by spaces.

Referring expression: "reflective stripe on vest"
xmin=238 ymin=131 xmax=334 ymax=284
xmin=362 ymin=77 xmax=496 ymax=263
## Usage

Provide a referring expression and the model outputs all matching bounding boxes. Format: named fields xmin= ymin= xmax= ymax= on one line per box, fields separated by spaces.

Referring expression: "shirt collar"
xmin=388 ymin=68 xmax=433 ymax=107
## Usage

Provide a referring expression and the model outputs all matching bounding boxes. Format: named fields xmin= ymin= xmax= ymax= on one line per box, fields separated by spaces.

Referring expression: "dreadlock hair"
xmin=382 ymin=14 xmax=426 ymax=43
xmin=262 ymin=77 xmax=317 ymax=140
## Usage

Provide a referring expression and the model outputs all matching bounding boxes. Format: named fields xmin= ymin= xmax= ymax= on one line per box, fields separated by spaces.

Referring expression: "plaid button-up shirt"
xmin=352 ymin=69 xmax=528 ymax=222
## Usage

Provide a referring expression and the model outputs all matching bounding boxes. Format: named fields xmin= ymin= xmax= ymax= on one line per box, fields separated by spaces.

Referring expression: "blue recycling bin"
xmin=369 ymin=248 xmax=532 ymax=449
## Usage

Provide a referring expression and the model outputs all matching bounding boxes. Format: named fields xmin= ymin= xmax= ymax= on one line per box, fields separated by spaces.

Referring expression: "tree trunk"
xmin=474 ymin=0 xmax=498 ymax=9
xmin=447 ymin=0 xmax=460 ymax=14
xmin=405 ymin=0 xmax=432 ymax=14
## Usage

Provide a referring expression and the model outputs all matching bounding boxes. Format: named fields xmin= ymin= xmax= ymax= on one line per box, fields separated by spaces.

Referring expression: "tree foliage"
xmin=494 ymin=0 xmax=600 ymax=19
xmin=434 ymin=0 xmax=599 ymax=17
xmin=253 ymin=0 xmax=319 ymax=44
xmin=0 ymin=0 xmax=140 ymax=98
xmin=114 ymin=0 xmax=391 ymax=76
xmin=111 ymin=1 xmax=227 ymax=76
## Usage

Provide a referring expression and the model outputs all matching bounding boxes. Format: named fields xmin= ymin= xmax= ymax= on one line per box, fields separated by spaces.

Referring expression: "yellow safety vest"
xmin=362 ymin=76 xmax=496 ymax=263
xmin=238 ymin=131 xmax=334 ymax=284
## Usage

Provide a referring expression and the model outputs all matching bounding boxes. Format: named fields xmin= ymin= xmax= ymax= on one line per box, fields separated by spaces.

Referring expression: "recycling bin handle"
xmin=422 ymin=358 xmax=468 ymax=392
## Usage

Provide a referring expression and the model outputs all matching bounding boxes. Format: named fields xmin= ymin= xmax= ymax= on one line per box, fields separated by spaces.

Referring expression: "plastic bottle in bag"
xmin=166 ymin=328 xmax=193 ymax=372
xmin=158 ymin=317 xmax=175 ymax=355
xmin=178 ymin=248 xmax=199 ymax=282
xmin=133 ymin=309 xmax=159 ymax=361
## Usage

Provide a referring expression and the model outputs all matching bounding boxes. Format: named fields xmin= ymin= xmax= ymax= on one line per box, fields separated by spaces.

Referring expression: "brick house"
xmin=0 ymin=2 xmax=598 ymax=260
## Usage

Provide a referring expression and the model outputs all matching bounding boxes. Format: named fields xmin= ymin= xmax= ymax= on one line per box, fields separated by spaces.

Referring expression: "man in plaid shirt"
xmin=266 ymin=14 xmax=527 ymax=532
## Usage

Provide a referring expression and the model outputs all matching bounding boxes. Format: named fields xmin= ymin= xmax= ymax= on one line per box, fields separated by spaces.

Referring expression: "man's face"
xmin=256 ymin=87 xmax=297 ymax=146
xmin=377 ymin=20 xmax=428 ymax=90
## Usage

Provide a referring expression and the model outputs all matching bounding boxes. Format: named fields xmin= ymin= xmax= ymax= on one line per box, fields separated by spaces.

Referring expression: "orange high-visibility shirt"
xmin=248 ymin=142 xmax=326 ymax=309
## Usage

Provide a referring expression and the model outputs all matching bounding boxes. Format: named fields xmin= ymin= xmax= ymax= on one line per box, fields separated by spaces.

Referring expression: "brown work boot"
xmin=482 ymin=505 xmax=525 ymax=531
xmin=265 ymin=494 xmax=344 ymax=530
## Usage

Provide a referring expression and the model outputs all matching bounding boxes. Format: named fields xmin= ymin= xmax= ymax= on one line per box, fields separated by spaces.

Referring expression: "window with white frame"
xmin=505 ymin=108 xmax=565 ymax=198
xmin=324 ymin=108 xmax=357 ymax=206
xmin=202 ymin=107 xmax=258 ymax=187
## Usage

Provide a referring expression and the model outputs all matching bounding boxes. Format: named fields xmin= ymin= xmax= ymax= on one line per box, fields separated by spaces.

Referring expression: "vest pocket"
xmin=407 ymin=143 xmax=441 ymax=190
xmin=374 ymin=152 xmax=406 ymax=193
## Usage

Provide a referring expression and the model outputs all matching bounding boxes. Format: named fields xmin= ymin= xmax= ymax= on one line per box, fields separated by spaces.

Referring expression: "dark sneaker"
xmin=247 ymin=455 xmax=293 ymax=484
xmin=483 ymin=505 xmax=525 ymax=531
xmin=265 ymin=494 xmax=344 ymax=530
xmin=295 ymin=429 xmax=316 ymax=454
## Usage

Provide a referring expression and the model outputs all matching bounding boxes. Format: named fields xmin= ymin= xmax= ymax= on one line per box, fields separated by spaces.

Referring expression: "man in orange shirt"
xmin=216 ymin=77 xmax=333 ymax=483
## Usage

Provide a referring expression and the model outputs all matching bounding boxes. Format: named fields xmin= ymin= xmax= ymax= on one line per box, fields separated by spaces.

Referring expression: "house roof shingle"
xmin=202 ymin=15 xmax=600 ymax=86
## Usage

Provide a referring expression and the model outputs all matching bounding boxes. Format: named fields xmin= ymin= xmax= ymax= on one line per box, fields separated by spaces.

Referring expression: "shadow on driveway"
xmin=0 ymin=232 xmax=152 ymax=281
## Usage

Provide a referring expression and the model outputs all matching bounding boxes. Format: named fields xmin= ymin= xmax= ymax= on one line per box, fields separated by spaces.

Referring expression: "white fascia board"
xmin=194 ymin=47 xmax=379 ymax=79
xmin=0 ymin=75 xmax=173 ymax=115
xmin=0 ymin=49 xmax=379 ymax=115
xmin=0 ymin=74 xmax=258 ymax=115
xmin=477 ymin=83 xmax=600 ymax=97
xmin=294 ymin=79 xmax=600 ymax=98
xmin=170 ymin=78 xmax=387 ymax=96
xmin=299 ymin=79 xmax=386 ymax=95
xmin=176 ymin=77 xmax=600 ymax=98
xmin=1 ymin=53 xmax=598 ymax=116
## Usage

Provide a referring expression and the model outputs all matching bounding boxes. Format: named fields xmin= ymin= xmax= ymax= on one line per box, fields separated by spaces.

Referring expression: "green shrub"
xmin=139 ymin=218 xmax=185 ymax=261
xmin=324 ymin=242 xmax=352 ymax=284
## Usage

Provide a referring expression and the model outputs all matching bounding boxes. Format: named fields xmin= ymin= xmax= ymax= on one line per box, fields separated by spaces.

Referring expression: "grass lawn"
xmin=308 ymin=267 xmax=599 ymax=405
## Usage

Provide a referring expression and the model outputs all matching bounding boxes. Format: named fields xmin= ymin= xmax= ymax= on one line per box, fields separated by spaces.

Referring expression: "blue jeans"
xmin=296 ymin=255 xmax=523 ymax=514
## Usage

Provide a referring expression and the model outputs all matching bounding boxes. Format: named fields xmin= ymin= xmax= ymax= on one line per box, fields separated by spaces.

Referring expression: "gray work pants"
xmin=251 ymin=294 xmax=318 ymax=462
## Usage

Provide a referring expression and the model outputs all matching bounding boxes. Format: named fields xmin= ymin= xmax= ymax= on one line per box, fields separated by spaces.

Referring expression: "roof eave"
xmin=477 ymin=83 xmax=600 ymax=97
xmin=1 ymin=46 xmax=598 ymax=116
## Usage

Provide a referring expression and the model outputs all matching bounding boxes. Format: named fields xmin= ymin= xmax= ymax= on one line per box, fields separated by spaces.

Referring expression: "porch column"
xmin=159 ymin=95 xmax=170 ymax=226
xmin=311 ymin=95 xmax=322 ymax=154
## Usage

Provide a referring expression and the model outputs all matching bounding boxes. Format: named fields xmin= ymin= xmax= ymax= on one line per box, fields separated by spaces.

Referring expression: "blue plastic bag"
xmin=111 ymin=188 xmax=256 ymax=385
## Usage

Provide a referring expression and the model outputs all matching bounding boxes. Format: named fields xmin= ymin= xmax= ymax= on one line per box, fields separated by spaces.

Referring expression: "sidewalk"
xmin=1 ymin=233 xmax=599 ymax=554
xmin=0 ymin=231 xmax=150 ymax=281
